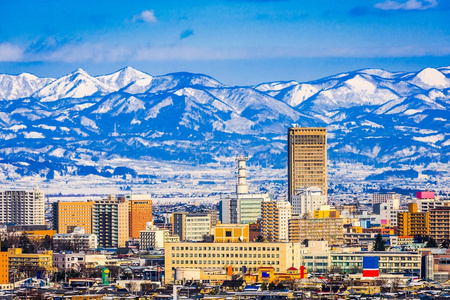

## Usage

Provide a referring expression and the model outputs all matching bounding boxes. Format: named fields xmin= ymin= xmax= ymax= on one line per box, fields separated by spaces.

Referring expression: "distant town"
xmin=1 ymin=126 xmax=450 ymax=300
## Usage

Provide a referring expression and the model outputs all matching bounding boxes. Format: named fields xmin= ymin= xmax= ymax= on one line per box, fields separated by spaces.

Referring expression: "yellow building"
xmin=165 ymin=241 xmax=300 ymax=284
xmin=0 ymin=243 xmax=8 ymax=284
xmin=397 ymin=203 xmax=429 ymax=237
xmin=288 ymin=127 xmax=327 ymax=200
xmin=23 ymin=230 xmax=57 ymax=240
xmin=52 ymin=201 xmax=93 ymax=234
xmin=214 ymin=223 xmax=249 ymax=243
xmin=8 ymin=248 xmax=55 ymax=276
xmin=313 ymin=205 xmax=340 ymax=219
xmin=289 ymin=216 xmax=344 ymax=245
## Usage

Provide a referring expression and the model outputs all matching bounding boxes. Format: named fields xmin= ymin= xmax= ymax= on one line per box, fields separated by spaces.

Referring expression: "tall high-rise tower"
xmin=236 ymin=155 xmax=249 ymax=195
xmin=288 ymin=127 xmax=327 ymax=202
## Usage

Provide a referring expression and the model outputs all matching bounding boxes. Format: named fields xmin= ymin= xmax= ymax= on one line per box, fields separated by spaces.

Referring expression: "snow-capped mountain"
xmin=0 ymin=66 xmax=448 ymax=188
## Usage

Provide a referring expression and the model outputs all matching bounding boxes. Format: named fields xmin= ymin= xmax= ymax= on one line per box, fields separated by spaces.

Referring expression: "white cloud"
xmin=132 ymin=10 xmax=157 ymax=23
xmin=0 ymin=43 xmax=24 ymax=62
xmin=375 ymin=0 xmax=438 ymax=10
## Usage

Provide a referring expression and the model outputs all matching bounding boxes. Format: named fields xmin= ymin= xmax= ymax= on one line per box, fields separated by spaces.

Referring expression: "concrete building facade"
xmin=92 ymin=195 xmax=129 ymax=248
xmin=52 ymin=201 xmax=93 ymax=234
xmin=288 ymin=127 xmax=327 ymax=201
xmin=261 ymin=200 xmax=291 ymax=242
xmin=0 ymin=187 xmax=45 ymax=225
xmin=397 ymin=203 xmax=430 ymax=238
xmin=125 ymin=195 xmax=153 ymax=239
xmin=291 ymin=186 xmax=327 ymax=217
xmin=172 ymin=212 xmax=210 ymax=241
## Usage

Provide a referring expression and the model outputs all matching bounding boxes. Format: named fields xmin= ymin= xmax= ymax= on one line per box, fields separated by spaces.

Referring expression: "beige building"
xmin=92 ymin=195 xmax=129 ymax=248
xmin=173 ymin=212 xmax=210 ymax=241
xmin=165 ymin=241 xmax=300 ymax=284
xmin=372 ymin=192 xmax=400 ymax=209
xmin=288 ymin=127 xmax=327 ymax=201
xmin=261 ymin=200 xmax=291 ymax=242
xmin=289 ymin=216 xmax=344 ymax=245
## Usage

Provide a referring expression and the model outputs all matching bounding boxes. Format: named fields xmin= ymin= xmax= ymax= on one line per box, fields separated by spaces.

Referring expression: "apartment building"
xmin=397 ymin=203 xmax=429 ymax=237
xmin=8 ymin=248 xmax=55 ymax=276
xmin=261 ymin=200 xmax=291 ymax=242
xmin=0 ymin=187 xmax=45 ymax=225
xmin=92 ymin=195 xmax=129 ymax=248
xmin=429 ymin=207 xmax=450 ymax=244
xmin=289 ymin=216 xmax=344 ymax=245
xmin=52 ymin=201 xmax=93 ymax=233
xmin=53 ymin=227 xmax=98 ymax=251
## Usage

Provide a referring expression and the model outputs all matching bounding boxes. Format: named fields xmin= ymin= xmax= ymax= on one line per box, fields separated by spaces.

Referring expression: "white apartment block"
xmin=53 ymin=227 xmax=98 ymax=250
xmin=261 ymin=200 xmax=291 ymax=242
xmin=0 ymin=187 xmax=45 ymax=225
xmin=413 ymin=198 xmax=450 ymax=212
xmin=140 ymin=222 xmax=170 ymax=250
xmin=291 ymin=187 xmax=327 ymax=217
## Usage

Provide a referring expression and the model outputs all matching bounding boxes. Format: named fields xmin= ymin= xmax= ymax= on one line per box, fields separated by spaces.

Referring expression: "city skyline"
xmin=1 ymin=0 xmax=449 ymax=85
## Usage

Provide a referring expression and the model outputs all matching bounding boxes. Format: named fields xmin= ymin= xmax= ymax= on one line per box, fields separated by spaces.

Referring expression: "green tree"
xmin=425 ymin=237 xmax=439 ymax=248
xmin=260 ymin=282 xmax=268 ymax=290
xmin=268 ymin=282 xmax=276 ymax=290
xmin=302 ymin=239 xmax=309 ymax=247
xmin=373 ymin=234 xmax=385 ymax=251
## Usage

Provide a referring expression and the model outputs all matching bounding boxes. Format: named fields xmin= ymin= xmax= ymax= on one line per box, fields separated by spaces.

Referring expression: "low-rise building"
xmin=289 ymin=216 xmax=344 ymax=245
xmin=53 ymin=251 xmax=85 ymax=272
xmin=53 ymin=227 xmax=98 ymax=251
xmin=165 ymin=241 xmax=300 ymax=284
xmin=8 ymin=248 xmax=55 ymax=277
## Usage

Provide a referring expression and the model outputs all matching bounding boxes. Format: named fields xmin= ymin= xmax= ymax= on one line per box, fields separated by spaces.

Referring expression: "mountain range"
xmin=0 ymin=66 xmax=449 ymax=189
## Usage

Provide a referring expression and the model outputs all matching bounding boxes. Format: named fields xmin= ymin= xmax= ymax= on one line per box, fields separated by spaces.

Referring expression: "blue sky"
xmin=0 ymin=0 xmax=449 ymax=85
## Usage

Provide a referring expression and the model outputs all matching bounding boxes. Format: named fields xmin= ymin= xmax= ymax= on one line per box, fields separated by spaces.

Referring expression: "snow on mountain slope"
xmin=0 ymin=73 xmax=54 ymax=100
xmin=123 ymin=72 xmax=223 ymax=94
xmin=34 ymin=69 xmax=115 ymax=102
xmin=96 ymin=67 xmax=153 ymax=90
xmin=0 ymin=66 xmax=449 ymax=187
xmin=407 ymin=68 xmax=450 ymax=90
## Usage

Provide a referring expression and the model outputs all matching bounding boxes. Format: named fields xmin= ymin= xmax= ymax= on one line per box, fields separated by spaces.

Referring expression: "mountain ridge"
xmin=0 ymin=66 xmax=448 ymax=190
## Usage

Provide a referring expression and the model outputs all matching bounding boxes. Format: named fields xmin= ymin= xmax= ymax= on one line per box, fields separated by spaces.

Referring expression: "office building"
xmin=172 ymin=212 xmax=210 ymax=241
xmin=372 ymin=192 xmax=400 ymax=209
xmin=261 ymin=200 xmax=291 ymax=242
xmin=288 ymin=127 xmax=327 ymax=202
xmin=219 ymin=156 xmax=271 ymax=224
xmin=92 ymin=195 xmax=129 ymax=248
xmin=397 ymin=203 xmax=429 ymax=237
xmin=165 ymin=241 xmax=300 ymax=284
xmin=52 ymin=201 xmax=93 ymax=233
xmin=125 ymin=195 xmax=153 ymax=239
xmin=291 ymin=186 xmax=327 ymax=217
xmin=0 ymin=187 xmax=45 ymax=225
